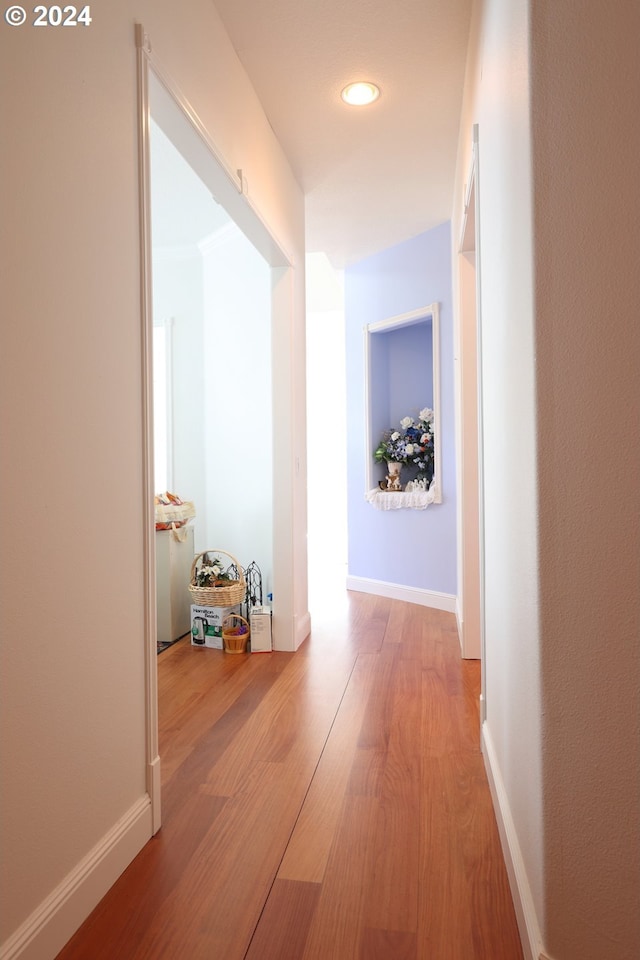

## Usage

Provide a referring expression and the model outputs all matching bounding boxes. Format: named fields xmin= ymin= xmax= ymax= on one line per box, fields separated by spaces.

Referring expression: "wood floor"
xmin=56 ymin=590 xmax=523 ymax=960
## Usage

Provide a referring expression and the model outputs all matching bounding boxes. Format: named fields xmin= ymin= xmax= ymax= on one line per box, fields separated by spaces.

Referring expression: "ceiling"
xmin=212 ymin=0 xmax=473 ymax=267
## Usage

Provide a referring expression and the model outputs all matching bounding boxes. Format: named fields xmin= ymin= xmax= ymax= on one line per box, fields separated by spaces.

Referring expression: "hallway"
xmin=55 ymin=591 xmax=522 ymax=959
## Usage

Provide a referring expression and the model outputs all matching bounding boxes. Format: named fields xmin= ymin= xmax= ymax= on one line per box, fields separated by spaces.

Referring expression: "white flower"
xmin=212 ymin=565 xmax=221 ymax=577
xmin=400 ymin=416 xmax=413 ymax=430
xmin=405 ymin=443 xmax=414 ymax=456
xmin=391 ymin=431 xmax=400 ymax=441
xmin=421 ymin=433 xmax=429 ymax=444
xmin=419 ymin=407 xmax=434 ymax=423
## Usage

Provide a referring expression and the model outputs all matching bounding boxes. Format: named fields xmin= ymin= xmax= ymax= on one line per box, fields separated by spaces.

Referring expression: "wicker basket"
xmin=188 ymin=550 xmax=245 ymax=607
xmin=222 ymin=614 xmax=250 ymax=654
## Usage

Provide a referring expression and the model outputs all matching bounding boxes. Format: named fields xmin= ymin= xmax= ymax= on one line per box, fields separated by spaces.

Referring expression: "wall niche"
xmin=364 ymin=303 xmax=442 ymax=508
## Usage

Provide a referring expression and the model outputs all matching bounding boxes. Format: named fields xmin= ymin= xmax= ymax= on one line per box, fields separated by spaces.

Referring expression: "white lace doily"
xmin=365 ymin=484 xmax=436 ymax=511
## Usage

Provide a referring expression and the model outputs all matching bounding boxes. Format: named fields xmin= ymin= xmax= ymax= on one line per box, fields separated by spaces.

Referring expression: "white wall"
xmin=305 ymin=254 xmax=347 ymax=601
xmin=152 ymin=251 xmax=207 ymax=532
xmin=202 ymin=228 xmax=273 ymax=595
xmin=153 ymin=233 xmax=273 ymax=594
xmin=0 ymin=0 xmax=305 ymax=955
xmin=475 ymin=0 xmax=545 ymax=931
xmin=151 ymin=120 xmax=273 ymax=591
xmin=452 ymin=0 xmax=543 ymax=948
xmin=529 ymin=3 xmax=640 ymax=958
xmin=452 ymin=2 xmax=640 ymax=958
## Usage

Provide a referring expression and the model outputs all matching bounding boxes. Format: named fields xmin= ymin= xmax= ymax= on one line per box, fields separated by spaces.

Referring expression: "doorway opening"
xmin=150 ymin=116 xmax=273 ymax=651
xmin=137 ymin=29 xmax=300 ymax=832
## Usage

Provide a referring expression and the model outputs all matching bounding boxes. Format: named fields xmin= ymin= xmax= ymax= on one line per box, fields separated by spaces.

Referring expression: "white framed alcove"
xmin=364 ymin=303 xmax=442 ymax=509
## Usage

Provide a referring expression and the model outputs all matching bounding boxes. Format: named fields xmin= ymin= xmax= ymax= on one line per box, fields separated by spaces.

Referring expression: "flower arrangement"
xmin=193 ymin=553 xmax=236 ymax=588
xmin=223 ymin=621 xmax=249 ymax=637
xmin=374 ymin=407 xmax=435 ymax=483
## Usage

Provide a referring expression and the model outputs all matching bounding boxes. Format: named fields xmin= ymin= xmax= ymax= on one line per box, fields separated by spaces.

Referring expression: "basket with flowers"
xmin=188 ymin=550 xmax=245 ymax=607
xmin=222 ymin=613 xmax=251 ymax=654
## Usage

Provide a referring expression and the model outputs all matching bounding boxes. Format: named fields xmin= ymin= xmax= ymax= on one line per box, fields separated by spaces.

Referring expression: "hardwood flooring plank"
xmin=361 ymin=657 xmax=423 ymax=933
xmin=55 ymin=791 xmax=229 ymax=960
xmin=380 ymin=598 xmax=410 ymax=646
xmin=346 ymin=745 xmax=386 ymax=797
xmin=400 ymin=606 xmax=453 ymax=664
xmin=418 ymin=754 xmax=477 ymax=960
xmin=160 ymin=667 xmax=287 ymax=820
xmin=244 ymin=879 xmax=321 ymax=960
xmin=201 ymin=654 xmax=315 ymax=797
xmin=418 ymin=753 xmax=522 ymax=960
xmin=53 ymin=590 xmax=523 ymax=960
xmin=344 ymin=591 xmax=390 ymax=653
xmin=422 ymin=661 xmax=462 ymax=759
xmin=159 ymin=650 xmax=285 ymax=788
xmin=202 ymin=643 xmax=356 ymax=799
xmin=450 ymin=752 xmax=524 ymax=959
xmin=277 ymin=653 xmax=378 ymax=883
xmin=360 ymin=927 xmax=417 ymax=960
xmin=356 ymin=646 xmax=398 ymax=751
xmin=133 ymin=761 xmax=309 ymax=960
xmin=301 ymin=796 xmax=380 ymax=960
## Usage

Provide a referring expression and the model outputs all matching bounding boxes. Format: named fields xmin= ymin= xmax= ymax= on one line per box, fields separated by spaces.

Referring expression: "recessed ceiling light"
xmin=341 ymin=81 xmax=380 ymax=106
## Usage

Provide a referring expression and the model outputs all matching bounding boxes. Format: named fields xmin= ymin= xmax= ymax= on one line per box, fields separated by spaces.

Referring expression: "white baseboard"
xmin=346 ymin=575 xmax=456 ymax=613
xmin=481 ymin=723 xmax=555 ymax=960
xmin=294 ymin=611 xmax=311 ymax=650
xmin=149 ymin=756 xmax=162 ymax=835
xmin=0 ymin=796 xmax=153 ymax=960
xmin=455 ymin=598 xmax=463 ymax=651
xmin=272 ymin=610 xmax=311 ymax=652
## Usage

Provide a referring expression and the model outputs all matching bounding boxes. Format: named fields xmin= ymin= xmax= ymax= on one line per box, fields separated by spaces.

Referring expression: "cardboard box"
xmin=191 ymin=605 xmax=239 ymax=649
xmin=249 ymin=606 xmax=272 ymax=653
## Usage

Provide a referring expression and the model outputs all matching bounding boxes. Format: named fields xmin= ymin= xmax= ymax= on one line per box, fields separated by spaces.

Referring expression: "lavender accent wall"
xmin=388 ymin=323 xmax=433 ymax=416
xmin=345 ymin=222 xmax=456 ymax=595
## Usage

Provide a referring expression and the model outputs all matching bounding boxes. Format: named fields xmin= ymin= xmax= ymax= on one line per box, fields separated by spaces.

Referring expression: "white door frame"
xmin=472 ymin=126 xmax=487 ymax=723
xmin=456 ymin=125 xmax=487 ymax=717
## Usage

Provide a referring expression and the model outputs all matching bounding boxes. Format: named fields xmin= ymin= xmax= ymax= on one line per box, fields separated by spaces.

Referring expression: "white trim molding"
xmin=455 ymin=597 xmax=464 ymax=649
xmin=294 ymin=611 xmax=311 ymax=650
xmin=481 ymin=723 xmax=556 ymax=960
xmin=135 ymin=22 xmax=162 ymax=837
xmin=0 ymin=798 xmax=152 ymax=960
xmin=136 ymin=23 xmax=292 ymax=270
xmin=346 ymin=575 xmax=456 ymax=613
